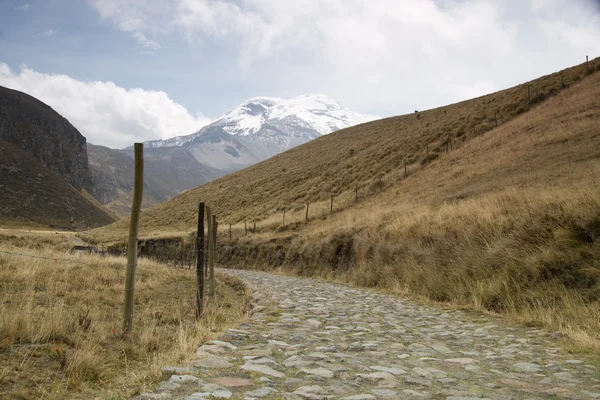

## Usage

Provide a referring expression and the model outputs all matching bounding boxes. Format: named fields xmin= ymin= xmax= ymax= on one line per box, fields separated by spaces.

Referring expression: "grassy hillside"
xmin=0 ymin=139 xmax=115 ymax=229
xmin=85 ymin=57 xmax=599 ymax=240
xmin=83 ymin=58 xmax=600 ymax=350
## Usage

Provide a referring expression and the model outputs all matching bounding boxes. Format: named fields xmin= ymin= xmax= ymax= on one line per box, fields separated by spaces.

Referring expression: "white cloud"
xmin=88 ymin=0 xmax=600 ymax=114
xmin=39 ymin=29 xmax=55 ymax=37
xmin=14 ymin=3 xmax=30 ymax=11
xmin=131 ymin=31 xmax=161 ymax=51
xmin=0 ymin=63 xmax=212 ymax=149
xmin=91 ymin=0 xmax=166 ymax=53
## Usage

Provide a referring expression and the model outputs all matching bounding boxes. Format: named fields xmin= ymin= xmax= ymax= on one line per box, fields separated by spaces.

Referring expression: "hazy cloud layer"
xmin=90 ymin=0 xmax=600 ymax=112
xmin=1 ymin=0 xmax=599 ymax=148
xmin=0 ymin=63 xmax=212 ymax=149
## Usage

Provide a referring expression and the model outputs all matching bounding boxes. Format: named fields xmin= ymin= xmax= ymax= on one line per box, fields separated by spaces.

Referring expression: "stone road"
xmin=137 ymin=269 xmax=600 ymax=400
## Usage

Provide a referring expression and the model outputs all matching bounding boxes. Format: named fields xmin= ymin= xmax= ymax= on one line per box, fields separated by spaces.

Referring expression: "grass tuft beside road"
xmin=0 ymin=239 xmax=250 ymax=399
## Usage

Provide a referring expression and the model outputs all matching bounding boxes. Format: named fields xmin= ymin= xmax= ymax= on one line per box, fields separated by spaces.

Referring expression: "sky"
xmin=0 ymin=0 xmax=599 ymax=149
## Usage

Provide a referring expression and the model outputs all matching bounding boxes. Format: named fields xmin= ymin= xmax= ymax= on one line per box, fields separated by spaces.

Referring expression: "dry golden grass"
xmin=0 ymin=239 xmax=250 ymax=399
xmin=81 ymin=57 xmax=600 ymax=243
xmin=81 ymin=60 xmax=600 ymax=353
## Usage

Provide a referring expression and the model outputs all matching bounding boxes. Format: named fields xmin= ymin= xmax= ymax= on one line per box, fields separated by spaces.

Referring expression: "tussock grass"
xmin=81 ymin=57 xmax=600 ymax=244
xmin=0 ymin=240 xmax=250 ymax=399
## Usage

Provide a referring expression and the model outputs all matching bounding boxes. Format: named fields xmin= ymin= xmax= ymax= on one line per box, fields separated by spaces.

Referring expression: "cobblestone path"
xmin=137 ymin=269 xmax=600 ymax=400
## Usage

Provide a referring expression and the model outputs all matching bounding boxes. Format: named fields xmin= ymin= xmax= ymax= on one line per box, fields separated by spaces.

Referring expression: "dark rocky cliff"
xmin=0 ymin=85 xmax=89 ymax=190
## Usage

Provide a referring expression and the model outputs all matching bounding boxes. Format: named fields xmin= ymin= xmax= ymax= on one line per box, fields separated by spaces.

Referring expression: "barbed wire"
xmin=0 ymin=250 xmax=197 ymax=300
xmin=0 ymin=250 xmax=92 ymax=265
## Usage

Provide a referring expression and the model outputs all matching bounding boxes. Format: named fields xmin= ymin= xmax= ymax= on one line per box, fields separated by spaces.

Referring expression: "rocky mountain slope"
xmin=88 ymin=144 xmax=224 ymax=216
xmin=0 ymin=85 xmax=89 ymax=190
xmin=0 ymin=85 xmax=115 ymax=228
xmin=0 ymin=139 xmax=114 ymax=228
xmin=141 ymin=94 xmax=376 ymax=170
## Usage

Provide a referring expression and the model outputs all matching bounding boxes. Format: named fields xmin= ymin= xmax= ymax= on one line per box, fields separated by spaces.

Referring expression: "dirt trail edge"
xmin=136 ymin=269 xmax=600 ymax=400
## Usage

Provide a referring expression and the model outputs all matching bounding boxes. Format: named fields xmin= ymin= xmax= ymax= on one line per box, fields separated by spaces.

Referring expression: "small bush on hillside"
xmin=536 ymin=91 xmax=547 ymax=102
xmin=516 ymin=106 xmax=528 ymax=115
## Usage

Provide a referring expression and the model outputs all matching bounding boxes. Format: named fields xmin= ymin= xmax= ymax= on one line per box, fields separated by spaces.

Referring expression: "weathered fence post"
xmin=305 ymin=202 xmax=309 ymax=220
xmin=560 ymin=71 xmax=565 ymax=89
xmin=205 ymin=206 xmax=212 ymax=279
xmin=122 ymin=142 xmax=143 ymax=332
xmin=494 ymin=113 xmax=498 ymax=128
xmin=330 ymin=194 xmax=334 ymax=213
xmin=404 ymin=161 xmax=408 ymax=177
xmin=229 ymin=223 xmax=232 ymax=242
xmin=378 ymin=176 xmax=382 ymax=191
xmin=244 ymin=218 xmax=247 ymax=234
xmin=209 ymin=215 xmax=216 ymax=296
xmin=253 ymin=219 xmax=256 ymax=232
xmin=283 ymin=208 xmax=286 ymax=226
xmin=586 ymin=55 xmax=589 ymax=74
xmin=195 ymin=202 xmax=205 ymax=318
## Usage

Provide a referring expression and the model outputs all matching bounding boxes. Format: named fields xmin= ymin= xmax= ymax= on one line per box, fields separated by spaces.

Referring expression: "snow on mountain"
xmin=143 ymin=94 xmax=375 ymax=148
xmin=220 ymin=96 xmax=282 ymax=136
xmin=140 ymin=94 xmax=377 ymax=171
xmin=266 ymin=94 xmax=372 ymax=135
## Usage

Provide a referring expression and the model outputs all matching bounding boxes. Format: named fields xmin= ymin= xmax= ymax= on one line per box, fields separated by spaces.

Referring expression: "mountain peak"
xmin=142 ymin=94 xmax=376 ymax=146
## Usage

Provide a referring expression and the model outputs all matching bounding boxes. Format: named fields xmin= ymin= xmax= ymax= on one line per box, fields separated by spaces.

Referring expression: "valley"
xmin=82 ymin=57 xmax=600 ymax=354
xmin=3 ymin=2 xmax=599 ymax=399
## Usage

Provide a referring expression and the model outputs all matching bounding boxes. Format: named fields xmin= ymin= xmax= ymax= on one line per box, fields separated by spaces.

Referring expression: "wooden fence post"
xmin=122 ymin=142 xmax=143 ymax=332
xmin=494 ymin=113 xmax=498 ymax=128
xmin=560 ymin=71 xmax=565 ymax=89
xmin=404 ymin=161 xmax=408 ymax=177
xmin=378 ymin=176 xmax=382 ymax=191
xmin=330 ymin=194 xmax=334 ymax=213
xmin=209 ymin=216 xmax=216 ymax=296
xmin=355 ymin=184 xmax=358 ymax=203
xmin=305 ymin=202 xmax=309 ymax=220
xmin=586 ymin=55 xmax=589 ymax=74
xmin=253 ymin=219 xmax=256 ymax=232
xmin=229 ymin=223 xmax=232 ymax=242
xmin=283 ymin=208 xmax=286 ymax=226
xmin=205 ymin=206 xmax=212 ymax=279
xmin=244 ymin=218 xmax=247 ymax=234
xmin=195 ymin=202 xmax=205 ymax=318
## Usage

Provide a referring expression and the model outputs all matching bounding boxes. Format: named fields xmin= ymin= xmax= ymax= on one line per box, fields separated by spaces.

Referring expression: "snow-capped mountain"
xmin=101 ymin=94 xmax=375 ymax=210
xmin=140 ymin=93 xmax=376 ymax=172
xmin=144 ymin=94 xmax=375 ymax=148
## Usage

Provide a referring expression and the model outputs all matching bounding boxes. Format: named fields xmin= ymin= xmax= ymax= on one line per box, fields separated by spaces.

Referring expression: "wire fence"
xmin=0 ymin=249 xmax=196 ymax=304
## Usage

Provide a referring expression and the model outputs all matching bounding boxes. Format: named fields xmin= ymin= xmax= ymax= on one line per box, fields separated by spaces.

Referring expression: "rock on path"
xmin=136 ymin=269 xmax=600 ymax=400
